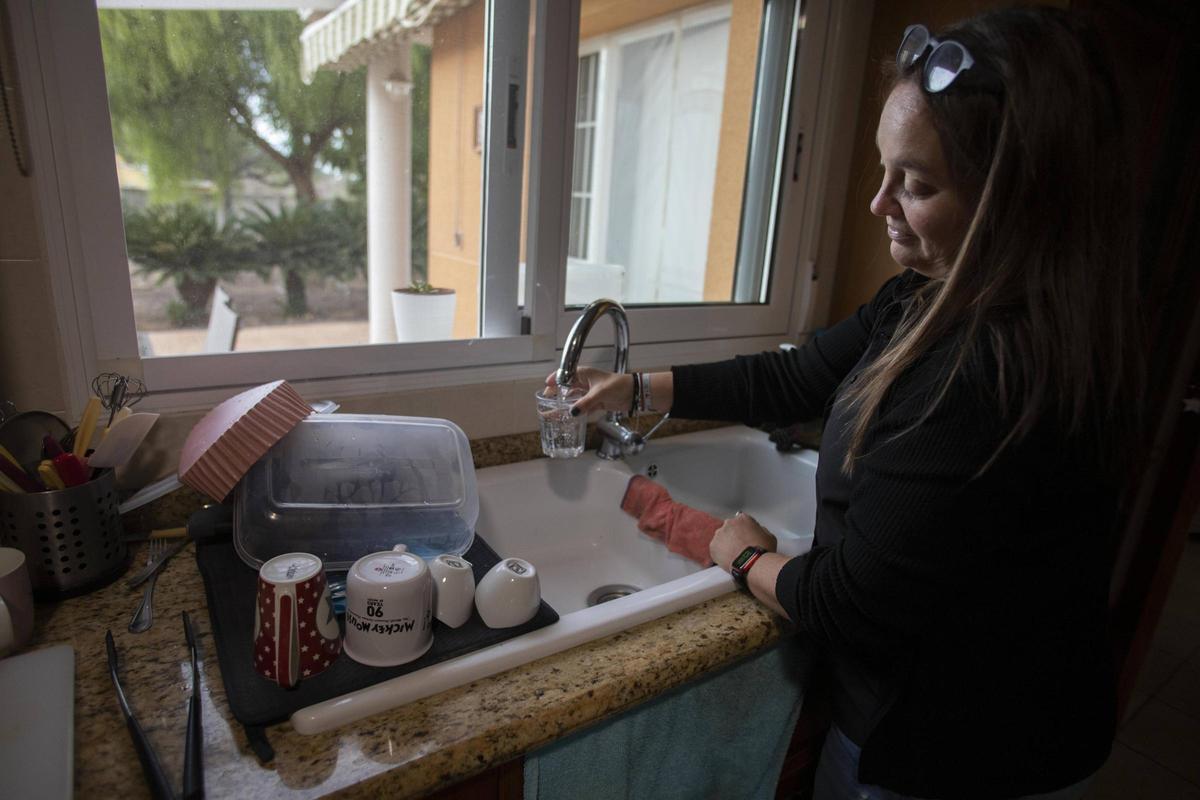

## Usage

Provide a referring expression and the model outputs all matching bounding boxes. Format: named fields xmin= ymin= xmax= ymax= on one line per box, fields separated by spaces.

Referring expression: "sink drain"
xmin=587 ymin=584 xmax=642 ymax=606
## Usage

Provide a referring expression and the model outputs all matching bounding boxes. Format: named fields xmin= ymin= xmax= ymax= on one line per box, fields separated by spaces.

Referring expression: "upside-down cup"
xmin=253 ymin=553 xmax=341 ymax=688
xmin=344 ymin=545 xmax=435 ymax=667
xmin=475 ymin=558 xmax=540 ymax=629
xmin=429 ymin=554 xmax=475 ymax=628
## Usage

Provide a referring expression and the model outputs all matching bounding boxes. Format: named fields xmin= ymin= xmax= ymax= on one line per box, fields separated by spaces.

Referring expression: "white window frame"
xmin=567 ymin=49 xmax=600 ymax=261
xmin=10 ymin=0 xmax=872 ymax=418
xmin=552 ymin=0 xmax=833 ymax=349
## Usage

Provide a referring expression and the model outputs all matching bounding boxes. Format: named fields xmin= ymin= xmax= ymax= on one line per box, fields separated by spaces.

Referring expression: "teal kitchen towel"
xmin=524 ymin=638 xmax=807 ymax=800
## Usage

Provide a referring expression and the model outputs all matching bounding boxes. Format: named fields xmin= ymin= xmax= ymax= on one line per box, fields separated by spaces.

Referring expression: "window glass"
xmin=97 ymin=2 xmax=500 ymax=355
xmin=569 ymin=51 xmax=599 ymax=261
xmin=568 ymin=1 xmax=771 ymax=307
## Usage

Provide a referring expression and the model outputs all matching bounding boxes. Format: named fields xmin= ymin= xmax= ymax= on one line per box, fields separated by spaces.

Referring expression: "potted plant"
xmin=391 ymin=280 xmax=456 ymax=342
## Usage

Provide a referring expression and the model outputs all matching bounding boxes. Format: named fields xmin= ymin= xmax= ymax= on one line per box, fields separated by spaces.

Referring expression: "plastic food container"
xmin=233 ymin=415 xmax=477 ymax=569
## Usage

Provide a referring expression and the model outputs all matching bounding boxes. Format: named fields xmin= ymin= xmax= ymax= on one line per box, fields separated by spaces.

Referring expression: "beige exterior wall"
xmin=581 ymin=0 xmax=723 ymax=38
xmin=427 ymin=0 xmax=486 ymax=339
xmin=703 ymin=0 xmax=762 ymax=301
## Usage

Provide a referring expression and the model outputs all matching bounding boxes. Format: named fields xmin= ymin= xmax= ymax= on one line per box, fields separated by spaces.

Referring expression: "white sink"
xmin=475 ymin=457 xmax=697 ymax=614
xmin=291 ymin=425 xmax=818 ymax=734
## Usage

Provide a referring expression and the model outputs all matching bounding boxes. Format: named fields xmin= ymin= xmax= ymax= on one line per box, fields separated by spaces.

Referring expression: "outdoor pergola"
xmin=301 ymin=0 xmax=474 ymax=343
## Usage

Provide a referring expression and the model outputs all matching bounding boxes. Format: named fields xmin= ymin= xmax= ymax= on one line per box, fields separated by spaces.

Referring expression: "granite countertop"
xmin=34 ymin=531 xmax=786 ymax=799
xmin=31 ymin=422 xmax=818 ymax=798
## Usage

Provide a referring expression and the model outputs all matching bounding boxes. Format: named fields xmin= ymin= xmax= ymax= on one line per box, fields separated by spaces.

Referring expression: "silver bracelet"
xmin=641 ymin=372 xmax=652 ymax=413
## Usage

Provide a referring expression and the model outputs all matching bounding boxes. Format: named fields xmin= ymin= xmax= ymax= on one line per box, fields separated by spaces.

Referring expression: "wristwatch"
xmin=730 ymin=546 xmax=767 ymax=591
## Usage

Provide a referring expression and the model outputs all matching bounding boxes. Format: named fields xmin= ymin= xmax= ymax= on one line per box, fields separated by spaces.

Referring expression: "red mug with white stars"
xmin=254 ymin=552 xmax=341 ymax=688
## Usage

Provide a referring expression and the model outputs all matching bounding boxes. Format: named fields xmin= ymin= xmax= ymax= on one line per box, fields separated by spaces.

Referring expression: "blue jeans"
xmin=812 ymin=725 xmax=1095 ymax=800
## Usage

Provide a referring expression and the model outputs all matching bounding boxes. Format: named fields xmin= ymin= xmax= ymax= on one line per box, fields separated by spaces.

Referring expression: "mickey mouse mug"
xmin=344 ymin=545 xmax=434 ymax=667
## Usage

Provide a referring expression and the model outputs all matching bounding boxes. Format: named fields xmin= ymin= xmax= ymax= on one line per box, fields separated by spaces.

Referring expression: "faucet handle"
xmin=595 ymin=412 xmax=670 ymax=459
xmin=640 ymin=412 xmax=671 ymax=443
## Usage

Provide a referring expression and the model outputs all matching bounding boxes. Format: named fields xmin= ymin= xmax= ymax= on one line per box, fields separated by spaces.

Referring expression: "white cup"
xmin=1 ymin=547 xmax=34 ymax=658
xmin=344 ymin=545 xmax=434 ymax=667
xmin=429 ymin=554 xmax=475 ymax=628
xmin=475 ymin=558 xmax=541 ymax=629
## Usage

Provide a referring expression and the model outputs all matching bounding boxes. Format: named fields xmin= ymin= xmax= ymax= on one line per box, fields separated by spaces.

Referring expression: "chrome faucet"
xmin=555 ymin=299 xmax=665 ymax=459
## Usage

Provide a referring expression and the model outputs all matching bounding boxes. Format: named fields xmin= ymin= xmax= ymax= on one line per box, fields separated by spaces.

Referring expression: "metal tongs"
xmin=106 ymin=611 xmax=205 ymax=799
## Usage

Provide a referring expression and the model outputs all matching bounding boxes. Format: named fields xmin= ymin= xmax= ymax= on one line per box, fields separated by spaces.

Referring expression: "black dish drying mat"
xmin=196 ymin=535 xmax=558 ymax=730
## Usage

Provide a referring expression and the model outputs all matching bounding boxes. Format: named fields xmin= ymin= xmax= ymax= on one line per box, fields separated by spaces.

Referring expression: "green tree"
xmin=99 ymin=9 xmax=366 ymax=314
xmin=411 ymin=43 xmax=430 ymax=284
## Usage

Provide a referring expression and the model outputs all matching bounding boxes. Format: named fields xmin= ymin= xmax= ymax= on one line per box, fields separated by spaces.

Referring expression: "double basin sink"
xmin=291 ymin=425 xmax=818 ymax=734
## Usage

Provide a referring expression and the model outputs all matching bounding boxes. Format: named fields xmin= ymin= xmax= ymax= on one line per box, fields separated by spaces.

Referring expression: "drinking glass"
xmin=536 ymin=386 xmax=586 ymax=458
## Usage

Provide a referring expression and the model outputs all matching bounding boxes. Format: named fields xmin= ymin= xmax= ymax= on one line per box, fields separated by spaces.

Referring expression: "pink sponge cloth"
xmin=620 ymin=475 xmax=719 ymax=566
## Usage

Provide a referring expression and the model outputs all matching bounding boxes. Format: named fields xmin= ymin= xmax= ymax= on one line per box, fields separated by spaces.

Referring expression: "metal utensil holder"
xmin=0 ymin=469 xmax=128 ymax=597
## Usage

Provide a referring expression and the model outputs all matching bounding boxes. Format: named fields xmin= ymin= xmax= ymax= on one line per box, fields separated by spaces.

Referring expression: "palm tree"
xmin=123 ymin=203 xmax=256 ymax=325
xmin=242 ymin=200 xmax=366 ymax=317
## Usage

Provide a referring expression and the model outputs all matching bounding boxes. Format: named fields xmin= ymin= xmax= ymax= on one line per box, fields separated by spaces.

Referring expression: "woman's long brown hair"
xmin=840 ymin=7 xmax=1144 ymax=480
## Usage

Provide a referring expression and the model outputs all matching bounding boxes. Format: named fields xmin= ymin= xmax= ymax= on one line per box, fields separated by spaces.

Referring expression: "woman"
xmin=555 ymin=7 xmax=1142 ymax=800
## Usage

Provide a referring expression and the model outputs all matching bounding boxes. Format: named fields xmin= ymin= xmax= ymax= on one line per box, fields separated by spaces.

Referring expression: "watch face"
xmin=732 ymin=546 xmax=760 ymax=571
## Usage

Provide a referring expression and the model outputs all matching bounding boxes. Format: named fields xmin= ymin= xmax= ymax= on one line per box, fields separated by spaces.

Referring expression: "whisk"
xmin=91 ymin=373 xmax=148 ymax=428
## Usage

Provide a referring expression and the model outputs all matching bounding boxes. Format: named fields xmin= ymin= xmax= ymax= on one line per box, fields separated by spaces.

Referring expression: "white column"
xmin=367 ymin=44 xmax=413 ymax=344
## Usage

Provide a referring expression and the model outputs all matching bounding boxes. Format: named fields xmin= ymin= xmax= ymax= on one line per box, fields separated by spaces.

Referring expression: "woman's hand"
xmin=543 ymin=367 xmax=632 ymax=416
xmin=710 ymin=513 xmax=777 ymax=571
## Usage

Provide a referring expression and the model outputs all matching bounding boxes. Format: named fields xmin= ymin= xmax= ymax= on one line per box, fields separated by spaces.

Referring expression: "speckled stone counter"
xmin=29 ymin=542 xmax=784 ymax=799
xmin=26 ymin=422 xmax=813 ymax=799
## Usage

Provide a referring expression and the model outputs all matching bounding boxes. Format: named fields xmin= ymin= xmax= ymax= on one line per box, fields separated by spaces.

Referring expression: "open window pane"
xmin=566 ymin=0 xmax=781 ymax=308
xmin=97 ymin=1 xmax=524 ymax=356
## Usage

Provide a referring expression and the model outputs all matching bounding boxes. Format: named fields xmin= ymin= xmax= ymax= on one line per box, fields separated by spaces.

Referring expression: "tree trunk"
xmin=176 ymin=275 xmax=217 ymax=326
xmin=291 ymin=164 xmax=318 ymax=205
xmin=283 ymin=268 xmax=308 ymax=318
xmin=282 ymin=161 xmax=319 ymax=317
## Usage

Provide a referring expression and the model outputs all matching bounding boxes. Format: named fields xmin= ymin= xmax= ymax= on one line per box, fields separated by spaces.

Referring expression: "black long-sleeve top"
xmin=670 ymin=272 xmax=1116 ymax=799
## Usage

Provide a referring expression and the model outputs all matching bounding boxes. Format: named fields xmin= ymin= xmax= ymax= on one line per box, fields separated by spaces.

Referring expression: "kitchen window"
xmin=570 ymin=5 xmax=735 ymax=306
xmin=8 ymin=0 xmax=868 ymax=415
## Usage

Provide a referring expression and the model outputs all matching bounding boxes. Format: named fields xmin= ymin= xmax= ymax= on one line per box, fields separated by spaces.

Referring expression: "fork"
xmin=129 ymin=538 xmax=166 ymax=633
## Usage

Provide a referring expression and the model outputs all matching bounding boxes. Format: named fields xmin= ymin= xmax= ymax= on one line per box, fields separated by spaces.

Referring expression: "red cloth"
xmin=620 ymin=475 xmax=719 ymax=566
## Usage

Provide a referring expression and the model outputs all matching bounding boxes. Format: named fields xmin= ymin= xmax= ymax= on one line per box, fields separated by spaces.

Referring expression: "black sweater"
xmin=670 ymin=272 xmax=1115 ymax=799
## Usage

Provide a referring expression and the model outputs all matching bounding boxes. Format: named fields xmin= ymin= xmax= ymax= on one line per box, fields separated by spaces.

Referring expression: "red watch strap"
xmin=740 ymin=549 xmax=764 ymax=575
xmin=732 ymin=545 xmax=767 ymax=590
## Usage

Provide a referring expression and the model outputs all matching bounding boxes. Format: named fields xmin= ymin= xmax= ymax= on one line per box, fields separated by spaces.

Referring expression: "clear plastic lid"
xmin=234 ymin=415 xmax=477 ymax=569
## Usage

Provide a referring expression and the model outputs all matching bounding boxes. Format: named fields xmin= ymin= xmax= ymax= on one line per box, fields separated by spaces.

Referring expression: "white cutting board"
xmin=0 ymin=644 xmax=74 ymax=800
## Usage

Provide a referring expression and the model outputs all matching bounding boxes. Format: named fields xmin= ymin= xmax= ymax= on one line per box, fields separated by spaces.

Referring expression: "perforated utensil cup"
xmin=0 ymin=469 xmax=128 ymax=597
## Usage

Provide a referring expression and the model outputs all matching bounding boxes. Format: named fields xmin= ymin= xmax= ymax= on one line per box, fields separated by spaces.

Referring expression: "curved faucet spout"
xmin=555 ymin=299 xmax=629 ymax=388
xmin=554 ymin=299 xmax=642 ymax=459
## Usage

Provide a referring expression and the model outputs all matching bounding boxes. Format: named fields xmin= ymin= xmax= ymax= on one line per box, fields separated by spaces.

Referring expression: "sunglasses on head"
xmin=897 ymin=24 xmax=997 ymax=94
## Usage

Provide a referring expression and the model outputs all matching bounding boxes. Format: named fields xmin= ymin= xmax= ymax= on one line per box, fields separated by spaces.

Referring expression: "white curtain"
xmin=604 ymin=18 xmax=730 ymax=304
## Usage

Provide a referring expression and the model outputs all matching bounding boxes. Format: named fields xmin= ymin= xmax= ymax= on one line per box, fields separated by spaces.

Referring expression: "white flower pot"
xmin=391 ymin=288 xmax=456 ymax=342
